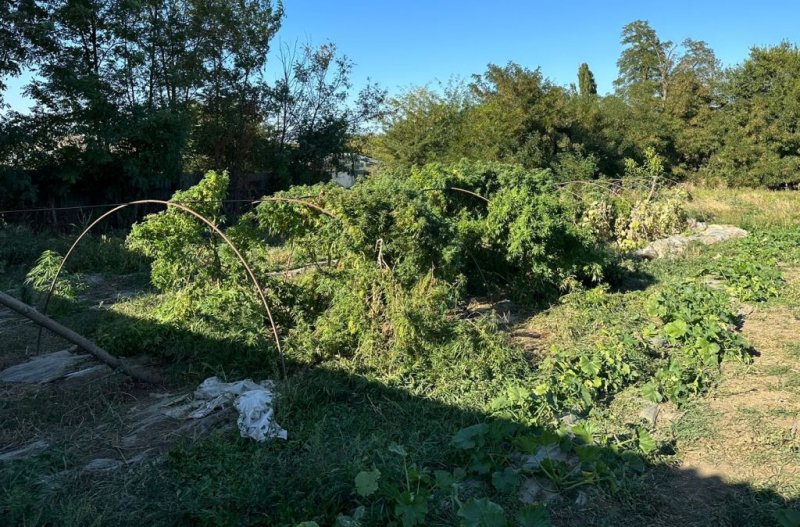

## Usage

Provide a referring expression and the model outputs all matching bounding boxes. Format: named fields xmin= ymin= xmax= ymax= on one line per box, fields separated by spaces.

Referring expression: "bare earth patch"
xmin=661 ymin=303 xmax=800 ymax=523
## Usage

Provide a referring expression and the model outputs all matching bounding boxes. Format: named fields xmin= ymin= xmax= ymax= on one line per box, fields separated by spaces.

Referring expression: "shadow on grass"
xmin=0 ymin=298 xmax=797 ymax=527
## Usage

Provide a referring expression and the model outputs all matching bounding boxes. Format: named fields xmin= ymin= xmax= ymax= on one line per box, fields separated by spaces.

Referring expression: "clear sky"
xmin=275 ymin=0 xmax=799 ymax=94
xmin=4 ymin=0 xmax=799 ymax=112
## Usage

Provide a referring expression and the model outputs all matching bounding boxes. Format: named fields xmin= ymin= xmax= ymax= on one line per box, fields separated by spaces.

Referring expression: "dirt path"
xmin=660 ymin=298 xmax=800 ymax=525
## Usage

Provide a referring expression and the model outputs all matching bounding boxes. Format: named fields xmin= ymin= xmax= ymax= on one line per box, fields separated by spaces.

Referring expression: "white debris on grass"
xmin=0 ymin=440 xmax=50 ymax=462
xmin=164 ymin=376 xmax=287 ymax=442
xmin=0 ymin=348 xmax=91 ymax=383
xmin=635 ymin=223 xmax=748 ymax=259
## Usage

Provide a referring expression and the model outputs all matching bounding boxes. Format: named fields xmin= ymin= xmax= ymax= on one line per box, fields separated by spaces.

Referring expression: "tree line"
xmin=375 ymin=20 xmax=800 ymax=190
xmin=2 ymin=11 xmax=799 ymax=212
xmin=0 ymin=0 xmax=385 ymax=209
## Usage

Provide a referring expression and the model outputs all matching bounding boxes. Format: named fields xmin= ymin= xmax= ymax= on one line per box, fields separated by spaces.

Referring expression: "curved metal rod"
xmin=447 ymin=186 xmax=490 ymax=203
xmin=37 ymin=199 xmax=286 ymax=379
xmin=420 ymin=186 xmax=490 ymax=203
xmin=252 ymin=197 xmax=339 ymax=219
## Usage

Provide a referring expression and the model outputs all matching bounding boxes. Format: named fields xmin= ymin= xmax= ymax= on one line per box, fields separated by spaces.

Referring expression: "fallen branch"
xmin=265 ymin=260 xmax=338 ymax=277
xmin=0 ymin=291 xmax=161 ymax=384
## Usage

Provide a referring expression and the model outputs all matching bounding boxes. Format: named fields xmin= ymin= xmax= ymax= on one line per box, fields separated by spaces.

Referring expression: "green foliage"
xmin=616 ymin=189 xmax=687 ymax=250
xmin=577 ymin=63 xmax=597 ymax=97
xmin=24 ymin=249 xmax=83 ymax=301
xmin=516 ymin=505 xmax=553 ymax=527
xmin=0 ymin=1 xmax=383 ymax=209
xmin=376 ymin=83 xmax=474 ymax=167
xmin=458 ymin=498 xmax=507 ymax=526
xmin=257 ymin=160 xmax=610 ymax=299
xmin=703 ymin=43 xmax=800 ymax=187
xmin=571 ymin=150 xmax=687 ymax=249
xmin=774 ymin=508 xmax=800 ymax=527
xmin=127 ymin=170 xmax=229 ymax=292
xmin=354 ymin=469 xmax=381 ymax=497
xmin=491 ymin=277 xmax=751 ymax=424
xmin=342 ymin=421 xmax=645 ymax=526
xmin=702 ymin=257 xmax=784 ymax=302
xmin=644 ymin=281 xmax=750 ymax=403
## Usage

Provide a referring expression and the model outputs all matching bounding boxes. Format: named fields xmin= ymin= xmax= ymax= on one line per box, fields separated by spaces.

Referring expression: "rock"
xmin=703 ymin=277 xmax=726 ymax=289
xmin=640 ymin=403 xmax=661 ymax=427
xmin=0 ymin=440 xmax=50 ymax=462
xmin=518 ymin=476 xmax=560 ymax=504
xmin=695 ymin=224 xmax=748 ymax=245
xmin=465 ymin=298 xmax=517 ymax=324
xmin=514 ymin=443 xmax=568 ymax=471
xmin=574 ymin=490 xmax=589 ymax=506
xmin=560 ymin=413 xmax=579 ymax=426
xmin=737 ymin=304 xmax=756 ymax=317
xmin=0 ymin=348 xmax=92 ymax=383
xmin=635 ymin=224 xmax=748 ymax=260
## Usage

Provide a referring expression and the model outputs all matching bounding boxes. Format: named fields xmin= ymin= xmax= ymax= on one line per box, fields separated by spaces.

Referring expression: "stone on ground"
xmin=635 ymin=223 xmax=748 ymax=259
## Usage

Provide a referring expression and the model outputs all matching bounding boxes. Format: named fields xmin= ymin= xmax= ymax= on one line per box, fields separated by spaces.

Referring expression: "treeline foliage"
xmin=375 ymin=21 xmax=800 ymax=188
xmin=0 ymin=0 xmax=385 ymax=209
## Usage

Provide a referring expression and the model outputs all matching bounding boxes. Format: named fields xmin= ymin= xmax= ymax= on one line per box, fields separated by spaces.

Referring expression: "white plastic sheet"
xmin=167 ymin=376 xmax=287 ymax=442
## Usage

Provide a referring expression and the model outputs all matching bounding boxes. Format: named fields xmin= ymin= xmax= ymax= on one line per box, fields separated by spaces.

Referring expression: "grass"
xmin=670 ymin=400 xmax=718 ymax=443
xmin=685 ymin=185 xmax=800 ymax=230
xmin=3 ymin=186 xmax=800 ymax=525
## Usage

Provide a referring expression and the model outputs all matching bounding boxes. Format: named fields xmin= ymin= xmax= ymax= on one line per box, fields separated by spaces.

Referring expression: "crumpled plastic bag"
xmin=165 ymin=376 xmax=287 ymax=442
xmin=235 ymin=389 xmax=287 ymax=441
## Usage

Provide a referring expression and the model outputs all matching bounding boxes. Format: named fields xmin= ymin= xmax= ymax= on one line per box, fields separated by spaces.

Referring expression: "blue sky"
xmin=4 ymin=0 xmax=799 ymax=111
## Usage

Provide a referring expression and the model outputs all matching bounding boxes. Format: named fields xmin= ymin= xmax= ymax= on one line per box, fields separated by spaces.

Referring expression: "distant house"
xmin=331 ymin=154 xmax=378 ymax=188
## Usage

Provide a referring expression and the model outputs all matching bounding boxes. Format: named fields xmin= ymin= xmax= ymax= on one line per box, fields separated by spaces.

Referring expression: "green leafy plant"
xmin=702 ymin=256 xmax=783 ymax=302
xmin=644 ymin=281 xmax=751 ymax=404
xmin=24 ymin=249 xmax=84 ymax=301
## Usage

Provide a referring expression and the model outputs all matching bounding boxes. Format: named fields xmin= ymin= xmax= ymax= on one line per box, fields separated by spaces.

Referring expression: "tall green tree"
xmin=615 ymin=20 xmax=675 ymax=100
xmin=613 ymin=20 xmax=721 ymax=175
xmin=263 ymin=42 xmax=386 ymax=187
xmin=615 ymin=21 xmax=718 ymax=104
xmin=0 ymin=0 xmax=382 ymax=207
xmin=187 ymin=0 xmax=283 ymax=181
xmin=376 ymin=81 xmax=472 ymax=167
xmin=577 ymin=63 xmax=597 ymax=96
xmin=705 ymin=43 xmax=800 ymax=187
xmin=467 ymin=63 xmax=573 ymax=169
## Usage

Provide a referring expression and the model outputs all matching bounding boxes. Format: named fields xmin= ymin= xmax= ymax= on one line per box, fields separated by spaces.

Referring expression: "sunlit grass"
xmin=685 ymin=185 xmax=800 ymax=229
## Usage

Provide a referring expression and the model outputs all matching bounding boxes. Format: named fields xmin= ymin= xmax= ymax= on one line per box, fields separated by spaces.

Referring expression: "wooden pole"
xmin=0 ymin=291 xmax=161 ymax=384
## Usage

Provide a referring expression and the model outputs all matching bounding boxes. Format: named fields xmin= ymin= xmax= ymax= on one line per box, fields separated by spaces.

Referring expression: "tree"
xmin=0 ymin=0 xmax=47 ymax=106
xmin=577 ymin=63 xmax=597 ymax=96
xmin=467 ymin=62 xmax=573 ymax=169
xmin=612 ymin=20 xmax=722 ymax=176
xmin=615 ymin=21 xmax=719 ymax=104
xmin=263 ymin=42 xmax=386 ymax=187
xmin=375 ymin=81 xmax=472 ymax=167
xmin=185 ymin=0 xmax=284 ymax=183
xmin=615 ymin=20 xmax=675 ymax=100
xmin=0 ymin=0 xmax=381 ymax=208
xmin=704 ymin=43 xmax=800 ymax=187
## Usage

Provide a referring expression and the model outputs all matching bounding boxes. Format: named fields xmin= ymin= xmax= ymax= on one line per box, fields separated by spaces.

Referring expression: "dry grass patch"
xmin=685 ymin=185 xmax=800 ymax=229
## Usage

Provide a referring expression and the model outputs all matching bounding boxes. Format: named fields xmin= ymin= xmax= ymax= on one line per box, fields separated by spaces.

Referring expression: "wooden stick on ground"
xmin=0 ymin=291 xmax=161 ymax=384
